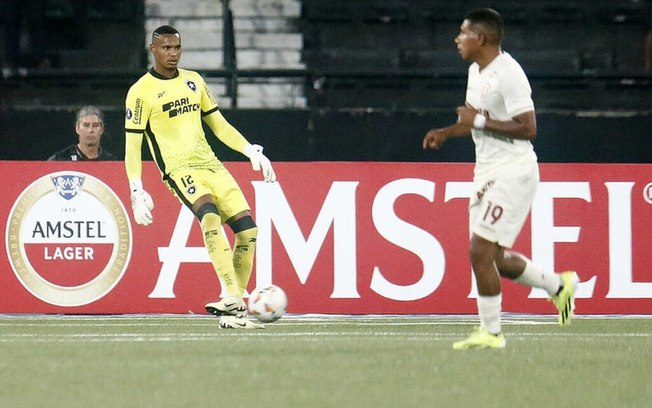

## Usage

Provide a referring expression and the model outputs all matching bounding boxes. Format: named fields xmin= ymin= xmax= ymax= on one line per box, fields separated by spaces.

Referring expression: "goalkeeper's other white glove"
xmin=129 ymin=179 xmax=154 ymax=226
xmin=244 ymin=144 xmax=276 ymax=182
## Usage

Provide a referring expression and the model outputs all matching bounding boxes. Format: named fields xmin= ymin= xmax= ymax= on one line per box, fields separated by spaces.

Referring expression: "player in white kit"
xmin=423 ymin=8 xmax=579 ymax=349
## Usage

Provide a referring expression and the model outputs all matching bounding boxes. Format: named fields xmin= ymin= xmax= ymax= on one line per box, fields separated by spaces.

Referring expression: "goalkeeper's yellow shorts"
xmin=165 ymin=164 xmax=250 ymax=223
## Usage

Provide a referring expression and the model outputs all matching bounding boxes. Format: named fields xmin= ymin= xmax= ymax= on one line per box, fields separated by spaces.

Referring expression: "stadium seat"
xmin=511 ymin=49 xmax=582 ymax=75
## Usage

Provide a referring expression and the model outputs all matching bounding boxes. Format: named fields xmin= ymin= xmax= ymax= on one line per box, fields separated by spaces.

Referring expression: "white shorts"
xmin=469 ymin=163 xmax=539 ymax=248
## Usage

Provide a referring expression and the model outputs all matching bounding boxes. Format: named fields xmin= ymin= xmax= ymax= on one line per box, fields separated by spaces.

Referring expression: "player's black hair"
xmin=465 ymin=8 xmax=504 ymax=45
xmin=152 ymin=25 xmax=180 ymax=41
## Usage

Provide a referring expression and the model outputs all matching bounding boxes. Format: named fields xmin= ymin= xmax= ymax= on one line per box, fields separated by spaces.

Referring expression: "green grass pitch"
xmin=1 ymin=314 xmax=650 ymax=408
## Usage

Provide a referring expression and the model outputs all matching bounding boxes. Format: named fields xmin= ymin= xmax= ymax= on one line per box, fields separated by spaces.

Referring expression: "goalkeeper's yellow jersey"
xmin=125 ymin=68 xmax=246 ymax=177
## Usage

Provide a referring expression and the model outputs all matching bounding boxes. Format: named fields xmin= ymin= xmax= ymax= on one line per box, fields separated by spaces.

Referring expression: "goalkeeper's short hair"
xmin=152 ymin=25 xmax=179 ymax=41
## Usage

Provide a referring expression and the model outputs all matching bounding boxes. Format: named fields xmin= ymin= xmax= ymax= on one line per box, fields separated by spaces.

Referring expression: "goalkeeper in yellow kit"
xmin=124 ymin=25 xmax=276 ymax=329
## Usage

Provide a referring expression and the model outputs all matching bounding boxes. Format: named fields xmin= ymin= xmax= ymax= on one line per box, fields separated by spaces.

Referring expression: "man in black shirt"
xmin=48 ymin=106 xmax=117 ymax=161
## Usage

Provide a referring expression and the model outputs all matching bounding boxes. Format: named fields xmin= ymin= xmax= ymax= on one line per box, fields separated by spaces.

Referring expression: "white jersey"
xmin=465 ymin=52 xmax=537 ymax=182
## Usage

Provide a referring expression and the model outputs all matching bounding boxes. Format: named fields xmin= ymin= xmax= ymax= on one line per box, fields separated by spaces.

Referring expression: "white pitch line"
xmin=0 ymin=315 xmax=555 ymax=327
xmin=1 ymin=314 xmax=650 ymax=321
xmin=0 ymin=317 xmax=493 ymax=327
xmin=0 ymin=314 xmax=650 ymax=331
xmin=0 ymin=320 xmax=553 ymax=329
xmin=0 ymin=330 xmax=650 ymax=344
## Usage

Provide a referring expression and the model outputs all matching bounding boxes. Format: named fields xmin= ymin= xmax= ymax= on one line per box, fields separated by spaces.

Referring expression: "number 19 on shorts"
xmin=482 ymin=200 xmax=503 ymax=225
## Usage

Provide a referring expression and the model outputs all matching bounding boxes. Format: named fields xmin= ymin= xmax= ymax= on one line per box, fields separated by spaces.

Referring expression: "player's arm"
xmin=423 ymin=104 xmax=475 ymax=150
xmin=485 ymin=110 xmax=536 ymax=140
xmin=203 ymin=109 xmax=277 ymax=182
xmin=124 ymin=131 xmax=143 ymax=181
xmin=198 ymin=76 xmax=249 ymax=152
xmin=125 ymin=130 xmax=154 ymax=226
xmin=202 ymin=108 xmax=249 ymax=152
xmin=456 ymin=106 xmax=537 ymax=141
xmin=472 ymin=68 xmax=537 ymax=141
xmin=125 ymin=89 xmax=154 ymax=225
xmin=199 ymin=76 xmax=276 ymax=182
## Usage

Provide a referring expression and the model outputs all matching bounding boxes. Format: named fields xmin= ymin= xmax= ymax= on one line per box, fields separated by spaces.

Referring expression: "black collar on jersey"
xmin=75 ymin=144 xmax=104 ymax=160
xmin=149 ymin=67 xmax=179 ymax=80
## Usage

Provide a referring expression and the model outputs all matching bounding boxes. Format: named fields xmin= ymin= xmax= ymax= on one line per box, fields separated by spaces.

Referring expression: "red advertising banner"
xmin=1 ymin=161 xmax=651 ymax=314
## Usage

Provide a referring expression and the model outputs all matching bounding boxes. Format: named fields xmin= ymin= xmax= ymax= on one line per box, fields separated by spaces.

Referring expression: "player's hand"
xmin=423 ymin=128 xmax=447 ymax=150
xmin=129 ymin=179 xmax=154 ymax=226
xmin=244 ymin=144 xmax=277 ymax=182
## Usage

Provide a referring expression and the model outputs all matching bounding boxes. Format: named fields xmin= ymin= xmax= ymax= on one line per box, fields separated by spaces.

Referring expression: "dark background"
xmin=1 ymin=108 xmax=650 ymax=163
xmin=1 ymin=0 xmax=650 ymax=163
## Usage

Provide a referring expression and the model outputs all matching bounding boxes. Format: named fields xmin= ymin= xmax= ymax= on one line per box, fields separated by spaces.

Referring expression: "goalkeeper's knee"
xmin=195 ymin=202 xmax=220 ymax=222
xmin=227 ymin=214 xmax=257 ymax=235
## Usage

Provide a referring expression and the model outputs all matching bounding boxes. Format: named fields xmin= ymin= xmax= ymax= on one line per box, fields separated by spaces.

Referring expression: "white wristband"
xmin=243 ymin=143 xmax=255 ymax=158
xmin=243 ymin=143 xmax=263 ymax=158
xmin=129 ymin=179 xmax=143 ymax=192
xmin=473 ymin=114 xmax=487 ymax=129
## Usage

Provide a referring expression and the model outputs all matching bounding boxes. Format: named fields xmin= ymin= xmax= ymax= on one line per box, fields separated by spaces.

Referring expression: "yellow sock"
xmin=200 ymin=213 xmax=240 ymax=297
xmin=233 ymin=227 xmax=257 ymax=295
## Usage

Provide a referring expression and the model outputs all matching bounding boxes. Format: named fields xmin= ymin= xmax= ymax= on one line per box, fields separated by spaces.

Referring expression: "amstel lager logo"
xmin=5 ymin=172 xmax=132 ymax=306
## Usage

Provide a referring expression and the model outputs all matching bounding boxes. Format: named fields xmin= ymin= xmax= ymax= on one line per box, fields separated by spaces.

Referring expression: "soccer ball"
xmin=247 ymin=284 xmax=288 ymax=323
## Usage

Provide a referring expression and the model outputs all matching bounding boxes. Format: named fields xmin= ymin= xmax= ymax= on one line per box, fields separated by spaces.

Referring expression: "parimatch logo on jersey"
xmin=163 ymin=97 xmax=200 ymax=118
xmin=5 ymin=172 xmax=132 ymax=306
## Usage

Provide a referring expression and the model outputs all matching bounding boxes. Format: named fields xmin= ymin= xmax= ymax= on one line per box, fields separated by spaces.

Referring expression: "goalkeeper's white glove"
xmin=129 ymin=179 xmax=154 ymax=226
xmin=243 ymin=143 xmax=276 ymax=182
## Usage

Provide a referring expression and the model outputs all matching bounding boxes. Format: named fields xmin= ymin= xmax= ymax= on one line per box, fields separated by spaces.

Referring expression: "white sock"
xmin=477 ymin=294 xmax=502 ymax=335
xmin=515 ymin=260 xmax=562 ymax=296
